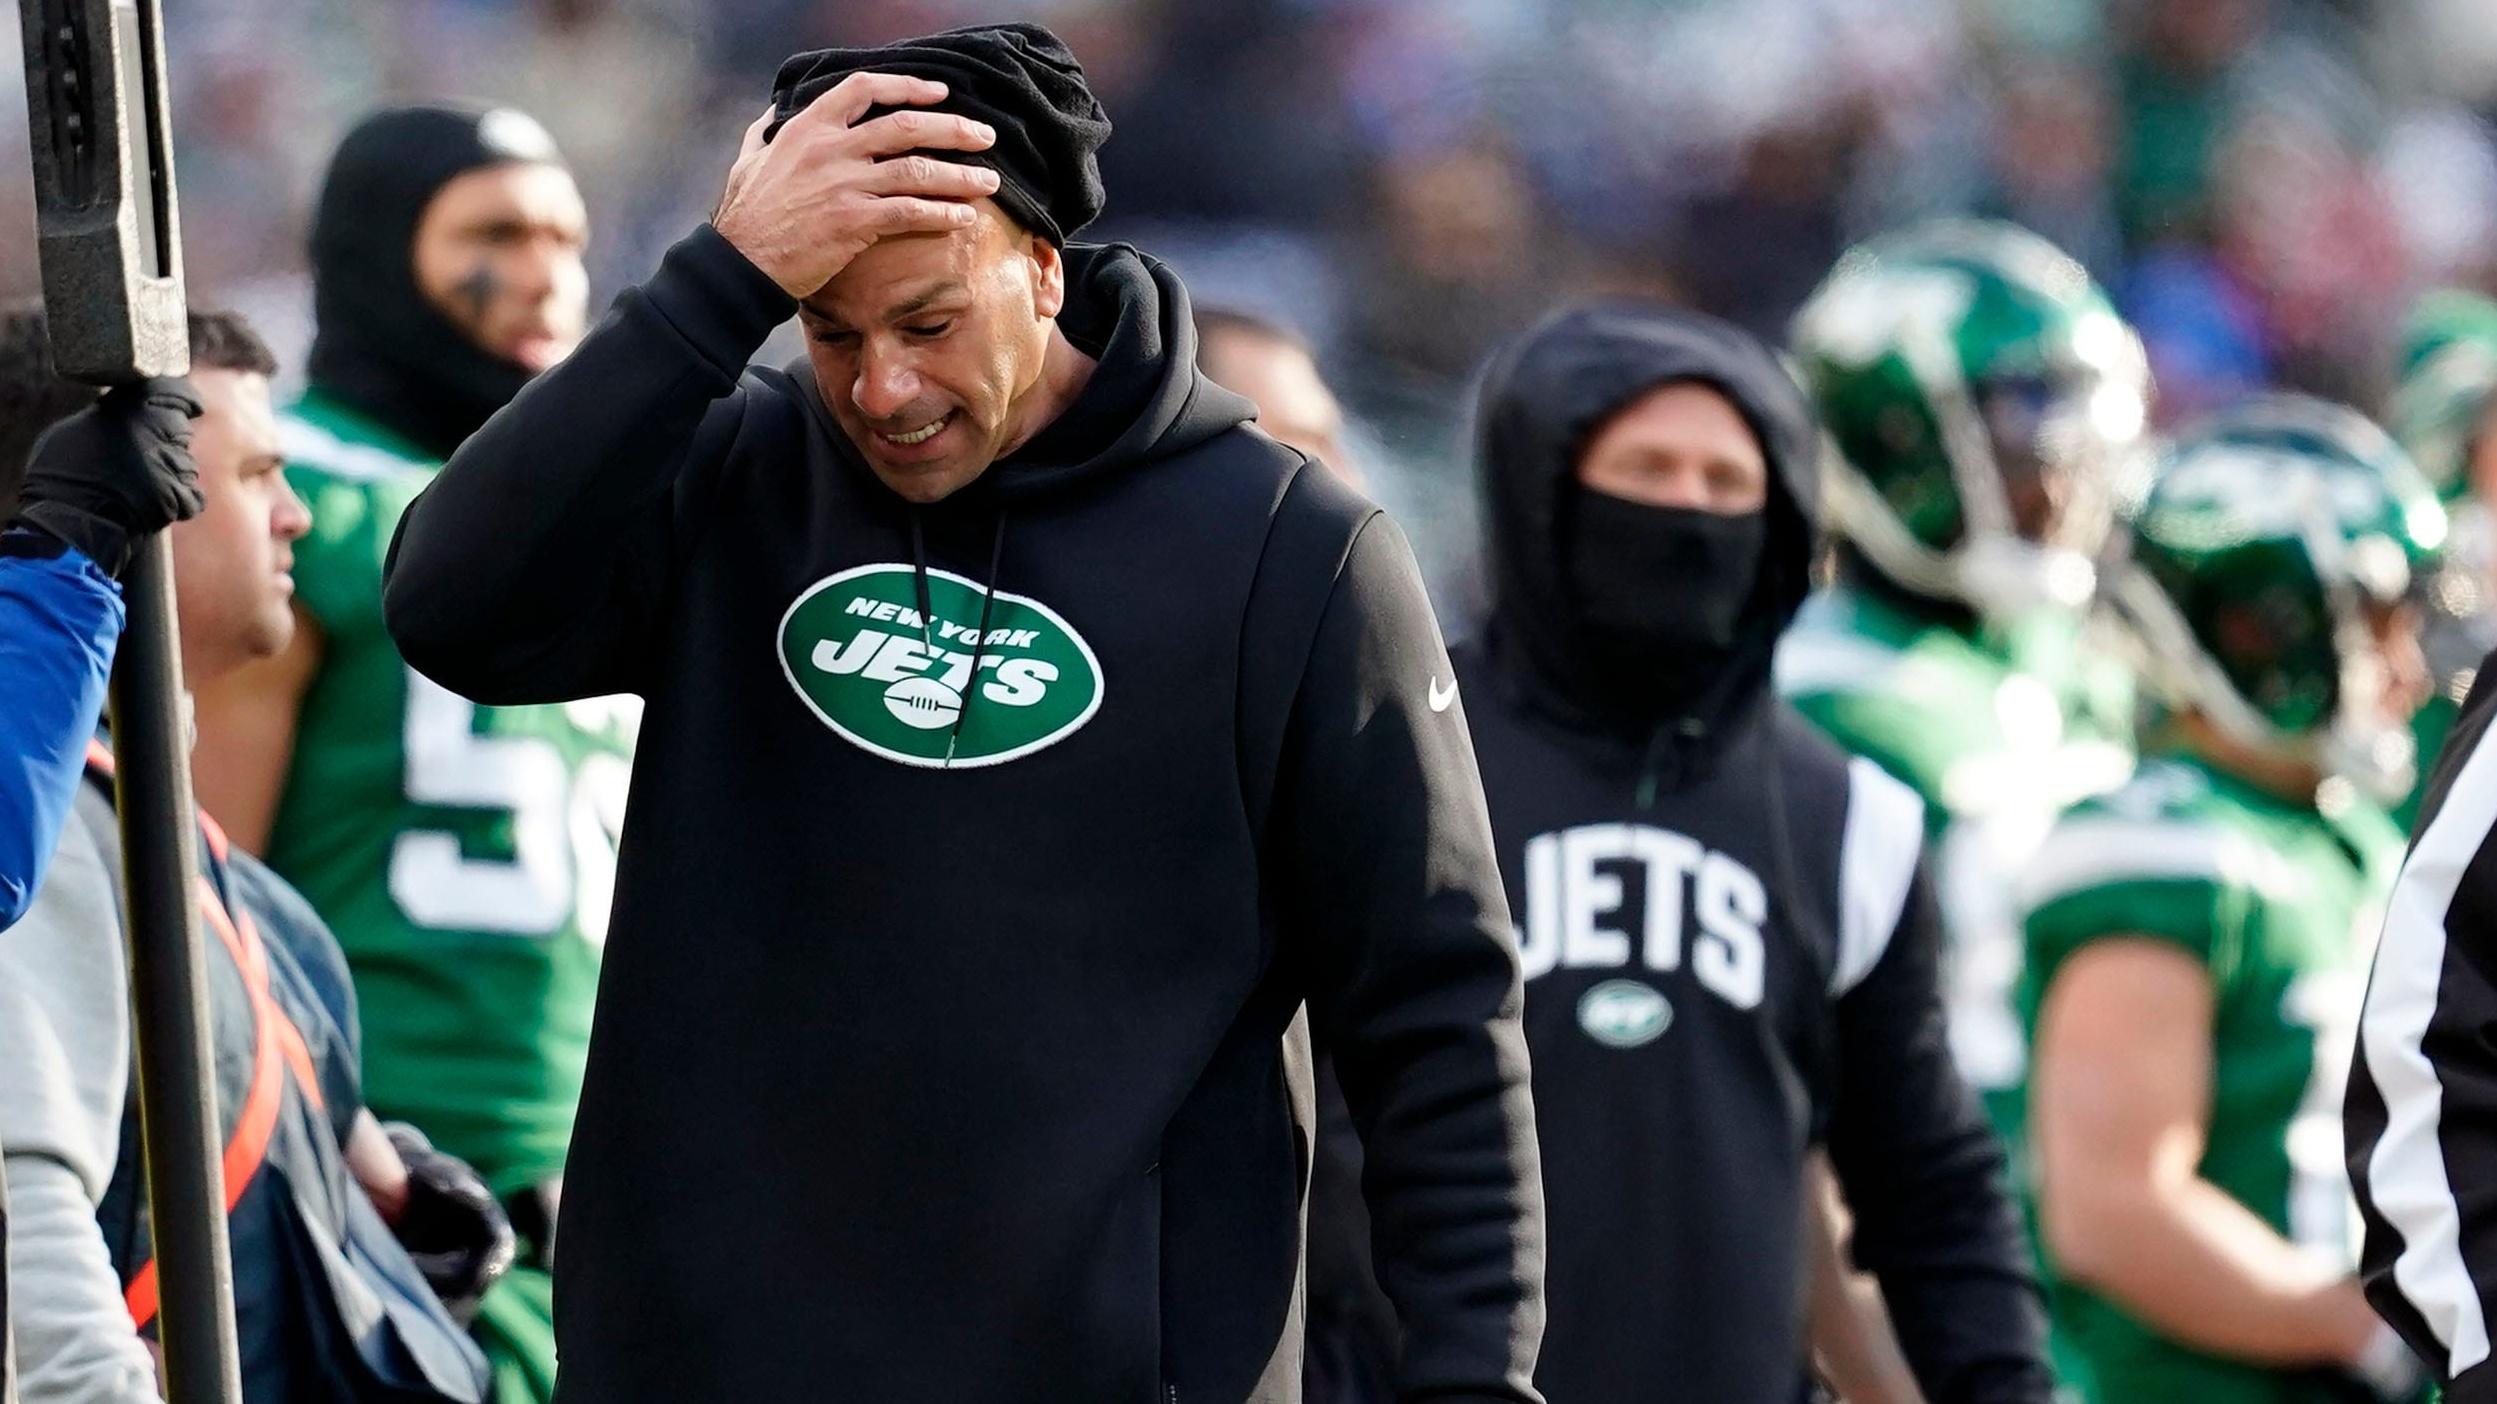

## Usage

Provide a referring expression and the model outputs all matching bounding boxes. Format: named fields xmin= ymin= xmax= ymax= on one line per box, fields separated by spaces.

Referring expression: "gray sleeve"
xmin=0 ymin=808 xmax=162 ymax=1403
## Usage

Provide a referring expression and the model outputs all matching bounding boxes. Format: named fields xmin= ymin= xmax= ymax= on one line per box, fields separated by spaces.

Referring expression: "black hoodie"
xmin=1315 ymin=304 xmax=2049 ymax=1403
xmin=380 ymin=225 xmax=1545 ymax=1404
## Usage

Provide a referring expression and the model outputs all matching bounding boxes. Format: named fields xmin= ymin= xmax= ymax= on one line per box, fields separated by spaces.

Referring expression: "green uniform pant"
xmin=475 ymin=1265 xmax=556 ymax=1404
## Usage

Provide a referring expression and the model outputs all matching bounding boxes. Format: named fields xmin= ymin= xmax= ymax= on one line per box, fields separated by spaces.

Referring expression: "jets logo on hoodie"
xmin=778 ymin=564 xmax=1105 ymax=768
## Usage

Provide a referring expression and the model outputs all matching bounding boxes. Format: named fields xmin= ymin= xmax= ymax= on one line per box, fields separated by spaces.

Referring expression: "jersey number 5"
xmin=387 ymin=671 xmax=631 ymax=942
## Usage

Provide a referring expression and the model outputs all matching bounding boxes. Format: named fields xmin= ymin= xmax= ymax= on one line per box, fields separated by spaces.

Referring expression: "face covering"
xmin=1567 ymin=494 xmax=1766 ymax=662
xmin=306 ymin=105 xmax=569 ymax=462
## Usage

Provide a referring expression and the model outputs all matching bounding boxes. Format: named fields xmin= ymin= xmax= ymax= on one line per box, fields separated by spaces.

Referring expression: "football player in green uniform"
xmin=2020 ymin=397 xmax=2440 ymax=1404
xmin=1778 ymin=220 xmax=2151 ymax=1139
xmin=189 ymin=105 xmax=623 ymax=1404
xmin=2386 ymin=289 xmax=2497 ymax=831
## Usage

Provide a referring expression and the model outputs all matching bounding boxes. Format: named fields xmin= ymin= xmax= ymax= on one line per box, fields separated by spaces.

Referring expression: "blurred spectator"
xmin=9 ymin=0 xmax=2495 ymax=546
xmin=1981 ymin=62 xmax=2122 ymax=277
xmin=1195 ymin=307 xmax=1361 ymax=488
xmin=2111 ymin=0 xmax=2275 ymax=248
xmin=1342 ymin=141 xmax=1556 ymax=404
xmin=2120 ymin=247 xmax=2269 ymax=425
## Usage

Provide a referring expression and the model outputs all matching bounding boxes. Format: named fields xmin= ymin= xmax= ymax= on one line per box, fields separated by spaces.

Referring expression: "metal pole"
xmin=105 ymin=535 xmax=242 ymax=1404
xmin=2 ymin=1170 xmax=13 ymax=1403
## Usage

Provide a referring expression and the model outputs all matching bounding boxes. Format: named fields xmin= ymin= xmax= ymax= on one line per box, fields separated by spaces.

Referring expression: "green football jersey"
xmin=1777 ymin=583 xmax=2133 ymax=1138
xmin=2016 ymin=753 xmax=2403 ymax=1404
xmin=269 ymin=390 xmax=636 ymax=1194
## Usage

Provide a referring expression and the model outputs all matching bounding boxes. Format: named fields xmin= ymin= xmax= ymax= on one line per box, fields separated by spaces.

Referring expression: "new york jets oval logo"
xmin=1578 ymin=979 xmax=1672 ymax=1049
xmin=778 ymin=564 xmax=1104 ymax=769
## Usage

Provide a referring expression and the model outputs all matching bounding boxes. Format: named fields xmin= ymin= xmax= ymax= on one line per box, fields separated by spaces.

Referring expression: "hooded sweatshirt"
xmin=380 ymin=225 xmax=1544 ymax=1404
xmin=1314 ymin=304 xmax=2049 ymax=1403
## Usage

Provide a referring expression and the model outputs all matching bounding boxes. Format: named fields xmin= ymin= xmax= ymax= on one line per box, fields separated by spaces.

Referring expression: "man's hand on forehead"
xmin=712 ymin=72 xmax=1001 ymax=300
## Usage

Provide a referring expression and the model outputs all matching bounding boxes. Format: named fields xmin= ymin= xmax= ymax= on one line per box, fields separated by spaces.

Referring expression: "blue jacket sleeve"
xmin=0 ymin=547 xmax=123 ymax=928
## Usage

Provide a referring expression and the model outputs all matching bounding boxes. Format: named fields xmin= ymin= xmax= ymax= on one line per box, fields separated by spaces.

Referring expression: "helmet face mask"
xmin=1793 ymin=219 xmax=2149 ymax=626
xmin=2110 ymin=396 xmax=2445 ymax=802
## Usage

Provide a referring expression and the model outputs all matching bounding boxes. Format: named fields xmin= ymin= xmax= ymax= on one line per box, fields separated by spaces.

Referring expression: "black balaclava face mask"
xmin=1564 ymin=491 xmax=1768 ymax=709
xmin=305 ymin=104 xmax=569 ymax=462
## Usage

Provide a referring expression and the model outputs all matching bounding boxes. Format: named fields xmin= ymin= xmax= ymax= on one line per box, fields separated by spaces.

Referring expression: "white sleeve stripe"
xmin=2360 ymin=718 xmax=2497 ymax=1377
xmin=1833 ymin=755 xmax=1925 ymax=997
xmin=278 ymin=415 xmax=418 ymax=483
xmin=2012 ymin=818 xmax=2302 ymax=915
xmin=1773 ymin=633 xmax=1900 ymax=699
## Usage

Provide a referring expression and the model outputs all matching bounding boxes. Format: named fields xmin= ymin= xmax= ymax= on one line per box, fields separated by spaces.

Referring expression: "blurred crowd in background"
xmin=10 ymin=0 xmax=2497 ymax=605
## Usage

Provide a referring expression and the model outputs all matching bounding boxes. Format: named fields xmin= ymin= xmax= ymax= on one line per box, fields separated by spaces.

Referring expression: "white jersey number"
xmin=2282 ymin=969 xmax=2366 ymax=1260
xmin=387 ymin=670 xmax=633 ymax=941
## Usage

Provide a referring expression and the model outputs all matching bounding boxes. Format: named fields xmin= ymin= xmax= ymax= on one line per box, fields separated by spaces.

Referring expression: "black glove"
xmin=382 ymin=1122 xmax=517 ymax=1324
xmin=10 ymin=378 xmax=205 ymax=576
xmin=503 ymin=1175 xmax=562 ymax=1271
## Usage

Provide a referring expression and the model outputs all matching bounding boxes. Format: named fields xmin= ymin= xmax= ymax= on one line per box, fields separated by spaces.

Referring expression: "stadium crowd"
xmin=19 ymin=0 xmax=2497 ymax=569
xmin=11 ymin=2 xmax=2497 ymax=1403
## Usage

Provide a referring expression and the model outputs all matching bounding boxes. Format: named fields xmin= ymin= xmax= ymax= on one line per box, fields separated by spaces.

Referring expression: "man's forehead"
xmin=195 ymin=368 xmax=281 ymax=440
xmin=801 ymin=270 xmax=974 ymax=327
xmin=1205 ymin=330 xmax=1310 ymax=382
xmin=801 ymin=207 xmax=1021 ymax=324
xmin=433 ymin=162 xmax=579 ymax=220
xmin=1601 ymin=381 xmax=1766 ymax=462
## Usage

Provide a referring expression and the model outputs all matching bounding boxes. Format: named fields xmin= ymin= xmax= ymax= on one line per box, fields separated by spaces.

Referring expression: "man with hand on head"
xmin=384 ymin=22 xmax=1543 ymax=1404
xmin=186 ymin=105 xmax=624 ymax=1404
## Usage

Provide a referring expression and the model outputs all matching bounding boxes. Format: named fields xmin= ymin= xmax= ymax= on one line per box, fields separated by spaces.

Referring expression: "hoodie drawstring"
xmin=948 ymin=512 xmax=1012 ymax=764
xmin=904 ymin=506 xmax=1014 ymax=768
xmin=908 ymin=511 xmax=937 ymax=650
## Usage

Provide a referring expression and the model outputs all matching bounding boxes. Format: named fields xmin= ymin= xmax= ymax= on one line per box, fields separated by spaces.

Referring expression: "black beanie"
xmin=767 ymin=23 xmax=1111 ymax=247
xmin=304 ymin=103 xmax=569 ymax=461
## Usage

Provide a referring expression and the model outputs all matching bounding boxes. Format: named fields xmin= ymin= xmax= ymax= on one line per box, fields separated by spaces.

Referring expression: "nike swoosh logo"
xmin=1428 ymin=676 xmax=1458 ymax=713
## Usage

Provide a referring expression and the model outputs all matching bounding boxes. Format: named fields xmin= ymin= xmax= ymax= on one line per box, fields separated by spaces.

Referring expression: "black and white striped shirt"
xmin=2350 ymin=651 xmax=2497 ymax=1399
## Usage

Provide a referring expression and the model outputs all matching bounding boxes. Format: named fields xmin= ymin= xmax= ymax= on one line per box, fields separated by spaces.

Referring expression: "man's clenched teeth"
xmin=880 ymin=413 xmax=951 ymax=447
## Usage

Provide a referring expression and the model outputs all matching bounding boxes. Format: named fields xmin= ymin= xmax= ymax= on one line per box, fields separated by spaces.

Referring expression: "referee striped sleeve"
xmin=2350 ymin=653 xmax=2497 ymax=1396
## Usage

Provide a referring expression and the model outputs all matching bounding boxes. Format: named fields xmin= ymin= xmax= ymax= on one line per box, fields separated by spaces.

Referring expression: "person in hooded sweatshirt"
xmin=1327 ymin=301 xmax=2050 ymax=1402
xmin=185 ymin=105 xmax=624 ymax=1404
xmin=379 ymin=23 xmax=1543 ymax=1404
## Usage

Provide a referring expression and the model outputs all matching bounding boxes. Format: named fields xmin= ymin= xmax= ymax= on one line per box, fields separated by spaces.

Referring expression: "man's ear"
xmin=1029 ymin=235 xmax=1066 ymax=321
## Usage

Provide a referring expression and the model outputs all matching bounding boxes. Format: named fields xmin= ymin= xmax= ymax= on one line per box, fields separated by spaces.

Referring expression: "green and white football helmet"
xmin=2389 ymin=290 xmax=2497 ymax=700
xmin=2390 ymin=289 xmax=2497 ymax=503
xmin=1792 ymin=219 xmax=2151 ymax=621
xmin=2377 ymin=291 xmax=2497 ymax=699
xmin=2107 ymin=395 xmax=2447 ymax=800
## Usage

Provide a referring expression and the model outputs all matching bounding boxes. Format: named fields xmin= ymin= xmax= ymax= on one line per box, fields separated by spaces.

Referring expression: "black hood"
xmin=795 ymin=242 xmax=1254 ymax=510
xmin=305 ymin=104 xmax=568 ymax=462
xmin=1476 ymin=300 xmax=1820 ymax=743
